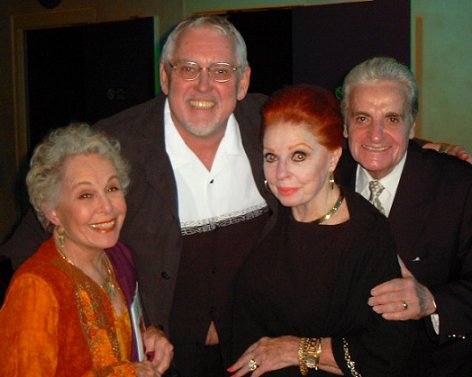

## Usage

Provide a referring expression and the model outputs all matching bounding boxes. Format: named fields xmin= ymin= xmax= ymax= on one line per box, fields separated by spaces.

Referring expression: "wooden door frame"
xmin=414 ymin=16 xmax=424 ymax=136
xmin=11 ymin=7 xmax=97 ymax=170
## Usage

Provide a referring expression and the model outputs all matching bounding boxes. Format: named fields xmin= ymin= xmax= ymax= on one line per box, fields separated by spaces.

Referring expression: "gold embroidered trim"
xmin=342 ymin=338 xmax=362 ymax=377
xmin=53 ymin=256 xmax=126 ymax=365
xmin=94 ymin=362 xmax=135 ymax=377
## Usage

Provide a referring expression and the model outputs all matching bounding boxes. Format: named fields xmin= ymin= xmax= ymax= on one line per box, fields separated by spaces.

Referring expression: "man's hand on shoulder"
xmin=422 ymin=141 xmax=472 ymax=164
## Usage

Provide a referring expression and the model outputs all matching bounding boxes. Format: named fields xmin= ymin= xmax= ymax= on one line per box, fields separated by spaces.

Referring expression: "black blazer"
xmin=337 ymin=140 xmax=472 ymax=376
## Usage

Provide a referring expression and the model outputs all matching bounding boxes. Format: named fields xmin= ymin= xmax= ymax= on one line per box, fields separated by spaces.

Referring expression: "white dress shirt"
xmin=164 ymin=100 xmax=267 ymax=234
xmin=355 ymin=152 xmax=407 ymax=217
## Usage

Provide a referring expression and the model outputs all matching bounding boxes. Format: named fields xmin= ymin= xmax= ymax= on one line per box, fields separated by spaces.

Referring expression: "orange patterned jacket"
xmin=0 ymin=238 xmax=136 ymax=376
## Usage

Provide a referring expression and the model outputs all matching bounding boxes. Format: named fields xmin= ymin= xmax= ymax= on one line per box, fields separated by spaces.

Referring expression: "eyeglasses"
xmin=168 ymin=61 xmax=241 ymax=83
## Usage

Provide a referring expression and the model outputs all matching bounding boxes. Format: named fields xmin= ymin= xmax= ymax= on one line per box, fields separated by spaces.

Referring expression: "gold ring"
xmin=248 ymin=358 xmax=259 ymax=371
xmin=403 ymin=301 xmax=408 ymax=310
xmin=438 ymin=142 xmax=449 ymax=153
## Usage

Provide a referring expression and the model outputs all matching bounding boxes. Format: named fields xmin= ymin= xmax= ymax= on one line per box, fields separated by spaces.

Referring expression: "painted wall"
xmin=412 ymin=0 xmax=472 ymax=147
xmin=0 ymin=0 xmax=471 ymax=243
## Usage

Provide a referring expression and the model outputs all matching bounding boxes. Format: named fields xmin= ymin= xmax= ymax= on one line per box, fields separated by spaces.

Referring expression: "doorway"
xmin=220 ymin=0 xmax=410 ymax=97
xmin=25 ymin=17 xmax=158 ymax=154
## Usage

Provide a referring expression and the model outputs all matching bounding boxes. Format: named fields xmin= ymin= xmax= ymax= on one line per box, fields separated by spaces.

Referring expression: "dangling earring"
xmin=56 ymin=226 xmax=65 ymax=248
xmin=264 ymin=179 xmax=272 ymax=194
xmin=329 ymin=173 xmax=335 ymax=190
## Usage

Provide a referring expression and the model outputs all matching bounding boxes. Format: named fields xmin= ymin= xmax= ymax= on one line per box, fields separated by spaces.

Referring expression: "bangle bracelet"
xmin=298 ymin=337 xmax=322 ymax=375
xmin=306 ymin=337 xmax=322 ymax=370
xmin=298 ymin=337 xmax=309 ymax=376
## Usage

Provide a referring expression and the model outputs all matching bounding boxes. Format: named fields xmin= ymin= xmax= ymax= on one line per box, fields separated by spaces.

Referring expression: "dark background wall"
xmin=24 ymin=0 xmax=410 ymax=164
xmin=224 ymin=0 xmax=410 ymax=96
xmin=26 ymin=18 xmax=156 ymax=153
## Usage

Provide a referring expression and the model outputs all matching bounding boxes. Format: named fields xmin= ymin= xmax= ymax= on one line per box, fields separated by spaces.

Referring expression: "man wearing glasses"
xmin=142 ymin=16 xmax=274 ymax=376
xmin=1 ymin=15 xmax=275 ymax=377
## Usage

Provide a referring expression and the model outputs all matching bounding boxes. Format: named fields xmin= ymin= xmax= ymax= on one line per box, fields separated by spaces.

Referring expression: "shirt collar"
xmin=164 ymin=98 xmax=245 ymax=169
xmin=356 ymin=151 xmax=408 ymax=196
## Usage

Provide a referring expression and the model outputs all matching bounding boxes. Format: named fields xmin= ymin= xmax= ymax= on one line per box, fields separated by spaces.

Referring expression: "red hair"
xmin=262 ymin=84 xmax=343 ymax=151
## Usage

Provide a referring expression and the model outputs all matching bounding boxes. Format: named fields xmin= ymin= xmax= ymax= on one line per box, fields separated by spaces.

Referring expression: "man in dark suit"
xmin=337 ymin=56 xmax=472 ymax=376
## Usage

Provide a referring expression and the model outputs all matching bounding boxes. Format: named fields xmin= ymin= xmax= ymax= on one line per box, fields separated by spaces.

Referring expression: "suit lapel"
xmin=388 ymin=142 xmax=436 ymax=261
xmin=139 ymin=94 xmax=179 ymax=223
xmin=339 ymin=141 xmax=436 ymax=262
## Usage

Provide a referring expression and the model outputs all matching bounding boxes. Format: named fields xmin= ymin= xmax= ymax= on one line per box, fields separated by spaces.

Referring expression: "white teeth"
xmin=363 ymin=145 xmax=389 ymax=151
xmin=189 ymin=100 xmax=215 ymax=109
xmin=90 ymin=220 xmax=115 ymax=230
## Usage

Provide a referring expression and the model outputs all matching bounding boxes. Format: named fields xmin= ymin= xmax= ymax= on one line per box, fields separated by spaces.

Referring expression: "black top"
xmin=233 ymin=189 xmax=419 ymax=377
xmin=170 ymin=213 xmax=269 ymax=375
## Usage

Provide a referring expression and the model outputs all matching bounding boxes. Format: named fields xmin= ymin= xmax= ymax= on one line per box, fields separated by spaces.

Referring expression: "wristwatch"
xmin=305 ymin=338 xmax=322 ymax=370
xmin=299 ymin=337 xmax=322 ymax=375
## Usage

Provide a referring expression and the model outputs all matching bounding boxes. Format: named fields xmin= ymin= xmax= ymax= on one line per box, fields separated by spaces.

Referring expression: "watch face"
xmin=38 ymin=0 xmax=62 ymax=9
xmin=306 ymin=355 xmax=317 ymax=368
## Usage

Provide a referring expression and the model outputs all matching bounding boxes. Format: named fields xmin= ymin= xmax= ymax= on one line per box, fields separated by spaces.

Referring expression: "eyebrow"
xmin=70 ymin=175 xmax=120 ymax=190
xmin=264 ymin=142 xmax=313 ymax=152
xmin=288 ymin=142 xmax=313 ymax=150
xmin=385 ymin=111 xmax=403 ymax=118
xmin=351 ymin=110 xmax=370 ymax=116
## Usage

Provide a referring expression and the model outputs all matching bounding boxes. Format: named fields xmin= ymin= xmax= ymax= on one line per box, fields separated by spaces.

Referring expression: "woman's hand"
xmin=227 ymin=336 xmax=299 ymax=376
xmin=133 ymin=360 xmax=161 ymax=377
xmin=142 ymin=325 xmax=174 ymax=375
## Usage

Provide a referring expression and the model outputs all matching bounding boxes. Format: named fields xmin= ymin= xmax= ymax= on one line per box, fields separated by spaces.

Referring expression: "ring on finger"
xmin=248 ymin=358 xmax=259 ymax=371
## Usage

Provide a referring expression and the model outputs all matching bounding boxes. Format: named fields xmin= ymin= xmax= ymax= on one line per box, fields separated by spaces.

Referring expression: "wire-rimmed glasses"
xmin=168 ymin=61 xmax=241 ymax=83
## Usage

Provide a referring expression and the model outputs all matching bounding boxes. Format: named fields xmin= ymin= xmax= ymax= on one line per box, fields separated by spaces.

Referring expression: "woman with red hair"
xmin=229 ymin=84 xmax=418 ymax=376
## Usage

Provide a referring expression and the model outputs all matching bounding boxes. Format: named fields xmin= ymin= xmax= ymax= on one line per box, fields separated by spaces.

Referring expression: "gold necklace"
xmin=311 ymin=189 xmax=344 ymax=224
xmin=55 ymin=243 xmax=75 ymax=266
xmin=101 ymin=255 xmax=116 ymax=300
xmin=55 ymin=241 xmax=116 ymax=300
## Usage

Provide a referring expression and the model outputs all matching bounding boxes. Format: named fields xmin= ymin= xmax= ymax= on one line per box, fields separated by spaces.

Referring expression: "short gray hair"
xmin=160 ymin=15 xmax=249 ymax=71
xmin=341 ymin=56 xmax=419 ymax=124
xmin=26 ymin=123 xmax=130 ymax=231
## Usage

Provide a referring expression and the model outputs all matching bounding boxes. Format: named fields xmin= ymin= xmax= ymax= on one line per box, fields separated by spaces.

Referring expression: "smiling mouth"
xmin=277 ymin=187 xmax=299 ymax=196
xmin=189 ymin=100 xmax=215 ymax=109
xmin=362 ymin=144 xmax=390 ymax=152
xmin=90 ymin=220 xmax=116 ymax=231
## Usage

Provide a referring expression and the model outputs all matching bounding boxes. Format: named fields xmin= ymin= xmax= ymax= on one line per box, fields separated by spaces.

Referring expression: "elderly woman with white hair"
xmin=0 ymin=124 xmax=173 ymax=376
